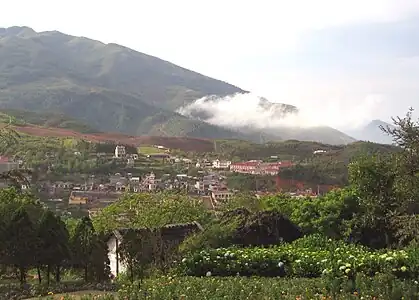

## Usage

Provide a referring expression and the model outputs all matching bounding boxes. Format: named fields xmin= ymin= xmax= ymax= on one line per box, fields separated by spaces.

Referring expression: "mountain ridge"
xmin=0 ymin=26 xmax=354 ymax=145
xmin=345 ymin=120 xmax=395 ymax=144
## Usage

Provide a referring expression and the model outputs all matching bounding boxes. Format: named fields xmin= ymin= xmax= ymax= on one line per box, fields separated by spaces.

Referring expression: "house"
xmin=140 ymin=172 xmax=157 ymax=191
xmin=229 ymin=160 xmax=293 ymax=176
xmin=107 ymin=222 xmax=203 ymax=277
xmin=68 ymin=191 xmax=121 ymax=207
xmin=115 ymin=145 xmax=126 ymax=158
xmin=147 ymin=153 xmax=170 ymax=159
xmin=211 ymin=190 xmax=234 ymax=202
xmin=126 ymin=158 xmax=135 ymax=168
xmin=212 ymin=159 xmax=231 ymax=169
xmin=0 ymin=156 xmax=20 ymax=173
xmin=109 ymin=173 xmax=127 ymax=186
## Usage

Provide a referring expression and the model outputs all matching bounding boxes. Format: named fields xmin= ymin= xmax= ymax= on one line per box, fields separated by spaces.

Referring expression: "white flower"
xmin=278 ymin=262 xmax=284 ymax=268
xmin=206 ymin=271 xmax=212 ymax=277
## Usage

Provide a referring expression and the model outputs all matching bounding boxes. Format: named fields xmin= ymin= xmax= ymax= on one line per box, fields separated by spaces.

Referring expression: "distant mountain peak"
xmin=345 ymin=119 xmax=395 ymax=144
xmin=0 ymin=26 xmax=36 ymax=38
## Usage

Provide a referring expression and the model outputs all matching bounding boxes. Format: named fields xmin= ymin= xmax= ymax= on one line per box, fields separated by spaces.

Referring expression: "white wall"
xmin=107 ymin=236 xmax=127 ymax=277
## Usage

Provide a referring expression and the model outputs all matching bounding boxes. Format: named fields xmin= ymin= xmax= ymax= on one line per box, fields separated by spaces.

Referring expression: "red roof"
xmin=231 ymin=161 xmax=293 ymax=168
xmin=0 ymin=156 xmax=10 ymax=163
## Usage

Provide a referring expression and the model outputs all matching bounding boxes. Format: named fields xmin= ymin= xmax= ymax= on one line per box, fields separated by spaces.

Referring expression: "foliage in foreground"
xmin=25 ymin=276 xmax=419 ymax=300
xmin=179 ymin=236 xmax=419 ymax=279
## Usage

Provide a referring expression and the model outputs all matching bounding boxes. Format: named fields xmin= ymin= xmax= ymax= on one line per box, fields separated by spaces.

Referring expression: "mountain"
xmin=0 ymin=108 xmax=98 ymax=133
xmin=346 ymin=120 xmax=395 ymax=144
xmin=0 ymin=26 xmax=353 ymax=144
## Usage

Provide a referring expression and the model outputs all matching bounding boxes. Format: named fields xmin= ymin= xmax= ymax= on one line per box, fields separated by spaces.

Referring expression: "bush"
xmin=178 ymin=236 xmax=419 ymax=278
xmin=116 ymin=276 xmax=419 ymax=300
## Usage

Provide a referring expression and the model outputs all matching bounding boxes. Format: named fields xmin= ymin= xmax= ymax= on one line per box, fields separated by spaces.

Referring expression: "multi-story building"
xmin=141 ymin=172 xmax=157 ymax=191
xmin=114 ymin=145 xmax=126 ymax=158
xmin=211 ymin=190 xmax=234 ymax=202
xmin=230 ymin=160 xmax=293 ymax=176
xmin=212 ymin=159 xmax=232 ymax=169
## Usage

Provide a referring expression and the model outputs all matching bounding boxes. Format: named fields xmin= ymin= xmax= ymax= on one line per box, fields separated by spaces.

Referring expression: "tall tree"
xmin=70 ymin=217 xmax=96 ymax=282
xmin=38 ymin=211 xmax=70 ymax=285
xmin=5 ymin=208 xmax=38 ymax=284
xmin=381 ymin=108 xmax=419 ymax=213
xmin=348 ymin=154 xmax=398 ymax=248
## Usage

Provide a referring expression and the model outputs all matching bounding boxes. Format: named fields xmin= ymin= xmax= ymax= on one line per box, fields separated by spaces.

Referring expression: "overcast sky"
xmin=2 ymin=0 xmax=419 ymax=128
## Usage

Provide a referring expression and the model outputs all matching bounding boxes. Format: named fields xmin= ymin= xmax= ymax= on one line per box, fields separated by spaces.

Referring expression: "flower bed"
xmin=179 ymin=237 xmax=419 ymax=278
xmin=116 ymin=276 xmax=418 ymax=300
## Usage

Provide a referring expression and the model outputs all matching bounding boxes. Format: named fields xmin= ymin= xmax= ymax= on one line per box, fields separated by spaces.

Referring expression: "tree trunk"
xmin=130 ymin=263 xmax=134 ymax=283
xmin=55 ymin=265 xmax=61 ymax=283
xmin=19 ymin=267 xmax=25 ymax=285
xmin=37 ymin=266 xmax=42 ymax=284
xmin=47 ymin=264 xmax=50 ymax=286
xmin=84 ymin=264 xmax=88 ymax=282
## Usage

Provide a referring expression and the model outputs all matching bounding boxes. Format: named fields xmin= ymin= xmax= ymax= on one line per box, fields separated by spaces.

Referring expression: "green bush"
xmin=179 ymin=236 xmax=419 ymax=278
xmin=116 ymin=276 xmax=418 ymax=300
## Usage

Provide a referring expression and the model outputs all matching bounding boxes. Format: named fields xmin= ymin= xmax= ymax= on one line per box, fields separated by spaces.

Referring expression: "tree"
xmin=118 ymin=229 xmax=162 ymax=282
xmin=38 ymin=211 xmax=70 ymax=285
xmin=93 ymin=193 xmax=212 ymax=233
xmin=70 ymin=217 xmax=96 ymax=282
xmin=0 ymin=219 xmax=5 ymax=265
xmin=381 ymin=108 xmax=419 ymax=214
xmin=221 ymin=193 xmax=266 ymax=213
xmin=5 ymin=208 xmax=38 ymax=284
xmin=88 ymin=233 xmax=110 ymax=282
xmin=348 ymin=154 xmax=398 ymax=248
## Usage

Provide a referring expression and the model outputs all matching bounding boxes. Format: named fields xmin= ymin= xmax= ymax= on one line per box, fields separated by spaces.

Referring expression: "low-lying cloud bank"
xmin=177 ymin=92 xmax=385 ymax=131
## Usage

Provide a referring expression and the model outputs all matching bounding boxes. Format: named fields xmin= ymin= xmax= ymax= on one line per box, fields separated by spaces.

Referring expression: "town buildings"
xmin=229 ymin=160 xmax=293 ymax=176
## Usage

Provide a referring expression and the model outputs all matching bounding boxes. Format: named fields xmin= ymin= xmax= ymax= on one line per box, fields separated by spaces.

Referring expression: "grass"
xmin=138 ymin=146 xmax=167 ymax=155
xmin=26 ymin=290 xmax=116 ymax=299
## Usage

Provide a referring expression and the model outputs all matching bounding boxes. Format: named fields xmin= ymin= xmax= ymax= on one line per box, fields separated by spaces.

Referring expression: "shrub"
xmin=178 ymin=236 xmax=419 ymax=279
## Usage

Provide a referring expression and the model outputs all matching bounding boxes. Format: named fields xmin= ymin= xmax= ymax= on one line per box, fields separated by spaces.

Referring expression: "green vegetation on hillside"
xmin=0 ymin=109 xmax=99 ymax=133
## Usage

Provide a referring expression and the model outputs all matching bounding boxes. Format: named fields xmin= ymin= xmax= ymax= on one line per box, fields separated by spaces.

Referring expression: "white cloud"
xmin=177 ymin=92 xmax=387 ymax=131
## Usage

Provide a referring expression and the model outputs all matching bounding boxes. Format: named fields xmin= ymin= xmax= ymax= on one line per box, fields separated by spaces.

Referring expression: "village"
xmin=0 ymin=142 xmax=327 ymax=218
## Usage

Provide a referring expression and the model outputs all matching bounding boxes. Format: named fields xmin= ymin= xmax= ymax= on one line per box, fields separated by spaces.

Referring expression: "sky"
xmin=1 ymin=0 xmax=419 ymax=130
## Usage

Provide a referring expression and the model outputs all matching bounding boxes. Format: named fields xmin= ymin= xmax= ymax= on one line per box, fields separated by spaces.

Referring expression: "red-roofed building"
xmin=0 ymin=156 xmax=10 ymax=163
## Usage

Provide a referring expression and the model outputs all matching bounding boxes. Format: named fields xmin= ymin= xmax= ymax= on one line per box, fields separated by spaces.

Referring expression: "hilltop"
xmin=0 ymin=26 xmax=353 ymax=145
xmin=346 ymin=120 xmax=395 ymax=144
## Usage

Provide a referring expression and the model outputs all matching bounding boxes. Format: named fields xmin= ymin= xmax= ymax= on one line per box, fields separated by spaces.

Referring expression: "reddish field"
xmin=13 ymin=125 xmax=215 ymax=152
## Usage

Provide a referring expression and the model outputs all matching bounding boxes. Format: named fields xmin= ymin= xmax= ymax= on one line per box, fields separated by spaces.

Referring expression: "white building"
xmin=114 ymin=145 xmax=126 ymax=158
xmin=212 ymin=159 xmax=231 ymax=169
xmin=107 ymin=223 xmax=202 ymax=277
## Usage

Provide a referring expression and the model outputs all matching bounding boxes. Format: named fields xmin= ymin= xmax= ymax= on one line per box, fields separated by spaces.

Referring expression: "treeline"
xmin=0 ymin=189 xmax=109 ymax=285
